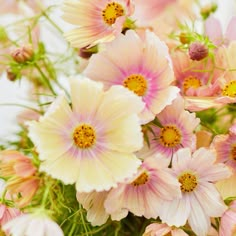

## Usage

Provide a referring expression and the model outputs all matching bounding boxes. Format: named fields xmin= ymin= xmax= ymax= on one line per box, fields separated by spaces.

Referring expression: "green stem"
xmin=34 ymin=63 xmax=57 ymax=95
xmin=42 ymin=10 xmax=64 ymax=34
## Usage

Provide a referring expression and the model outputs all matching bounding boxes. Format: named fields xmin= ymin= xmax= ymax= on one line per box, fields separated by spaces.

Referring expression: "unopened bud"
xmin=201 ymin=3 xmax=217 ymax=20
xmin=179 ymin=32 xmax=191 ymax=45
xmin=6 ymin=68 xmax=17 ymax=81
xmin=189 ymin=42 xmax=208 ymax=61
xmin=78 ymin=45 xmax=98 ymax=59
xmin=11 ymin=45 xmax=34 ymax=63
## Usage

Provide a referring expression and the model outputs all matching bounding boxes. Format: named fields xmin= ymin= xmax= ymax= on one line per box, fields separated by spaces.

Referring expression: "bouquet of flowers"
xmin=0 ymin=0 xmax=236 ymax=235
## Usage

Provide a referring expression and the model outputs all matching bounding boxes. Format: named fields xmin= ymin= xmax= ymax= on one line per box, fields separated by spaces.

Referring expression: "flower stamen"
xmin=178 ymin=172 xmax=198 ymax=192
xmin=132 ymin=172 xmax=149 ymax=186
xmin=159 ymin=125 xmax=182 ymax=147
xmin=73 ymin=124 xmax=96 ymax=148
xmin=123 ymin=74 xmax=147 ymax=96
xmin=231 ymin=145 xmax=236 ymax=161
xmin=102 ymin=2 xmax=124 ymax=25
xmin=222 ymin=80 xmax=236 ymax=97
xmin=183 ymin=76 xmax=202 ymax=93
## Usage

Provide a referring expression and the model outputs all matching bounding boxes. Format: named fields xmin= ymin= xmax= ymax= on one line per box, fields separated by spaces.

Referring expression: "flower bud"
xmin=6 ymin=68 xmax=17 ymax=81
xmin=78 ymin=45 xmax=98 ymax=59
xmin=179 ymin=32 xmax=191 ymax=45
xmin=11 ymin=45 xmax=34 ymax=63
xmin=188 ymin=42 xmax=208 ymax=61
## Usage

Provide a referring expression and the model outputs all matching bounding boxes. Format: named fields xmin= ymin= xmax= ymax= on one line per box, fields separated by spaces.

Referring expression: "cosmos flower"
xmin=212 ymin=125 xmax=236 ymax=199
xmin=171 ymin=50 xmax=221 ymax=97
xmin=28 ymin=77 xmax=144 ymax=192
xmin=0 ymin=150 xmax=40 ymax=207
xmin=3 ymin=213 xmax=64 ymax=236
xmin=213 ymin=41 xmax=236 ymax=104
xmin=205 ymin=16 xmax=236 ymax=46
xmin=104 ymin=155 xmax=181 ymax=220
xmin=62 ymin=0 xmax=134 ymax=48
xmin=219 ymin=200 xmax=236 ymax=236
xmin=143 ymin=222 xmax=188 ymax=236
xmin=0 ymin=204 xmax=21 ymax=228
xmin=138 ymin=96 xmax=200 ymax=159
xmin=76 ymin=190 xmax=109 ymax=226
xmin=84 ymin=30 xmax=179 ymax=123
xmin=158 ymin=147 xmax=231 ymax=236
xmin=213 ymin=124 xmax=236 ymax=170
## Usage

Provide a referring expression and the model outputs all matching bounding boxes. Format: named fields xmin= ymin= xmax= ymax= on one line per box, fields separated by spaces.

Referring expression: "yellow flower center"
xmin=132 ymin=172 xmax=149 ymax=186
xmin=183 ymin=76 xmax=202 ymax=93
xmin=123 ymin=74 xmax=147 ymax=96
xmin=231 ymin=145 xmax=236 ymax=161
xmin=222 ymin=80 xmax=236 ymax=97
xmin=159 ymin=125 xmax=182 ymax=147
xmin=178 ymin=172 xmax=198 ymax=193
xmin=102 ymin=2 xmax=124 ymax=25
xmin=73 ymin=124 xmax=96 ymax=149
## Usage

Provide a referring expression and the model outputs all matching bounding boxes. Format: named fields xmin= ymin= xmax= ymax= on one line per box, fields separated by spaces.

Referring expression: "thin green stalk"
xmin=34 ymin=63 xmax=57 ymax=95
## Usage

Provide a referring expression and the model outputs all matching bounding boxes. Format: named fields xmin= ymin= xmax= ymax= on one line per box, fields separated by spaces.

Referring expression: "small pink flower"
xmin=0 ymin=150 xmax=39 ymax=207
xmin=104 ymin=155 xmax=181 ymax=220
xmin=138 ymin=96 xmax=200 ymax=159
xmin=212 ymin=127 xmax=236 ymax=170
xmin=0 ymin=204 xmax=21 ymax=227
xmin=172 ymin=50 xmax=221 ymax=97
xmin=158 ymin=147 xmax=231 ymax=236
xmin=62 ymin=0 xmax=134 ymax=48
xmin=143 ymin=222 xmax=188 ymax=236
xmin=219 ymin=200 xmax=236 ymax=236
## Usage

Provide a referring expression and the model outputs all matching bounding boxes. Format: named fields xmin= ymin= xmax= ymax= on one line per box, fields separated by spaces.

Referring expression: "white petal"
xmin=70 ymin=77 xmax=104 ymax=118
xmin=105 ymin=115 xmax=143 ymax=152
xmin=195 ymin=182 xmax=227 ymax=217
xmin=188 ymin=194 xmax=211 ymax=236
xmin=97 ymin=85 xmax=144 ymax=123
xmin=159 ymin=196 xmax=190 ymax=227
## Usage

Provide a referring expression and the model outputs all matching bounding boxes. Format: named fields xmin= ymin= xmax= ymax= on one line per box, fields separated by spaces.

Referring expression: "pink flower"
xmin=84 ymin=30 xmax=179 ymax=123
xmin=138 ymin=96 xmax=200 ymax=159
xmin=104 ymin=155 xmax=181 ymax=220
xmin=212 ymin=127 xmax=236 ymax=170
xmin=158 ymin=148 xmax=231 ymax=236
xmin=0 ymin=150 xmax=39 ymax=207
xmin=143 ymin=222 xmax=188 ymax=236
xmin=219 ymin=200 xmax=236 ymax=236
xmin=172 ymin=50 xmax=221 ymax=97
xmin=0 ymin=204 xmax=21 ymax=227
xmin=205 ymin=16 xmax=236 ymax=46
xmin=62 ymin=0 xmax=134 ymax=48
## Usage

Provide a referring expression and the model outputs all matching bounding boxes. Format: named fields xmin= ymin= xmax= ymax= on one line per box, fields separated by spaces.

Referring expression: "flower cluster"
xmin=0 ymin=0 xmax=236 ymax=235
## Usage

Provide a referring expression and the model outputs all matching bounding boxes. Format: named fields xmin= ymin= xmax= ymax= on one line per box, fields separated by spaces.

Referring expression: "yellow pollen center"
xmin=231 ymin=146 xmax=236 ymax=161
xmin=73 ymin=124 xmax=96 ymax=149
xmin=159 ymin=125 xmax=181 ymax=147
xmin=222 ymin=80 xmax=236 ymax=97
xmin=123 ymin=74 xmax=147 ymax=96
xmin=102 ymin=2 xmax=124 ymax=25
xmin=178 ymin=173 xmax=198 ymax=193
xmin=183 ymin=76 xmax=202 ymax=93
xmin=132 ymin=172 xmax=149 ymax=186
